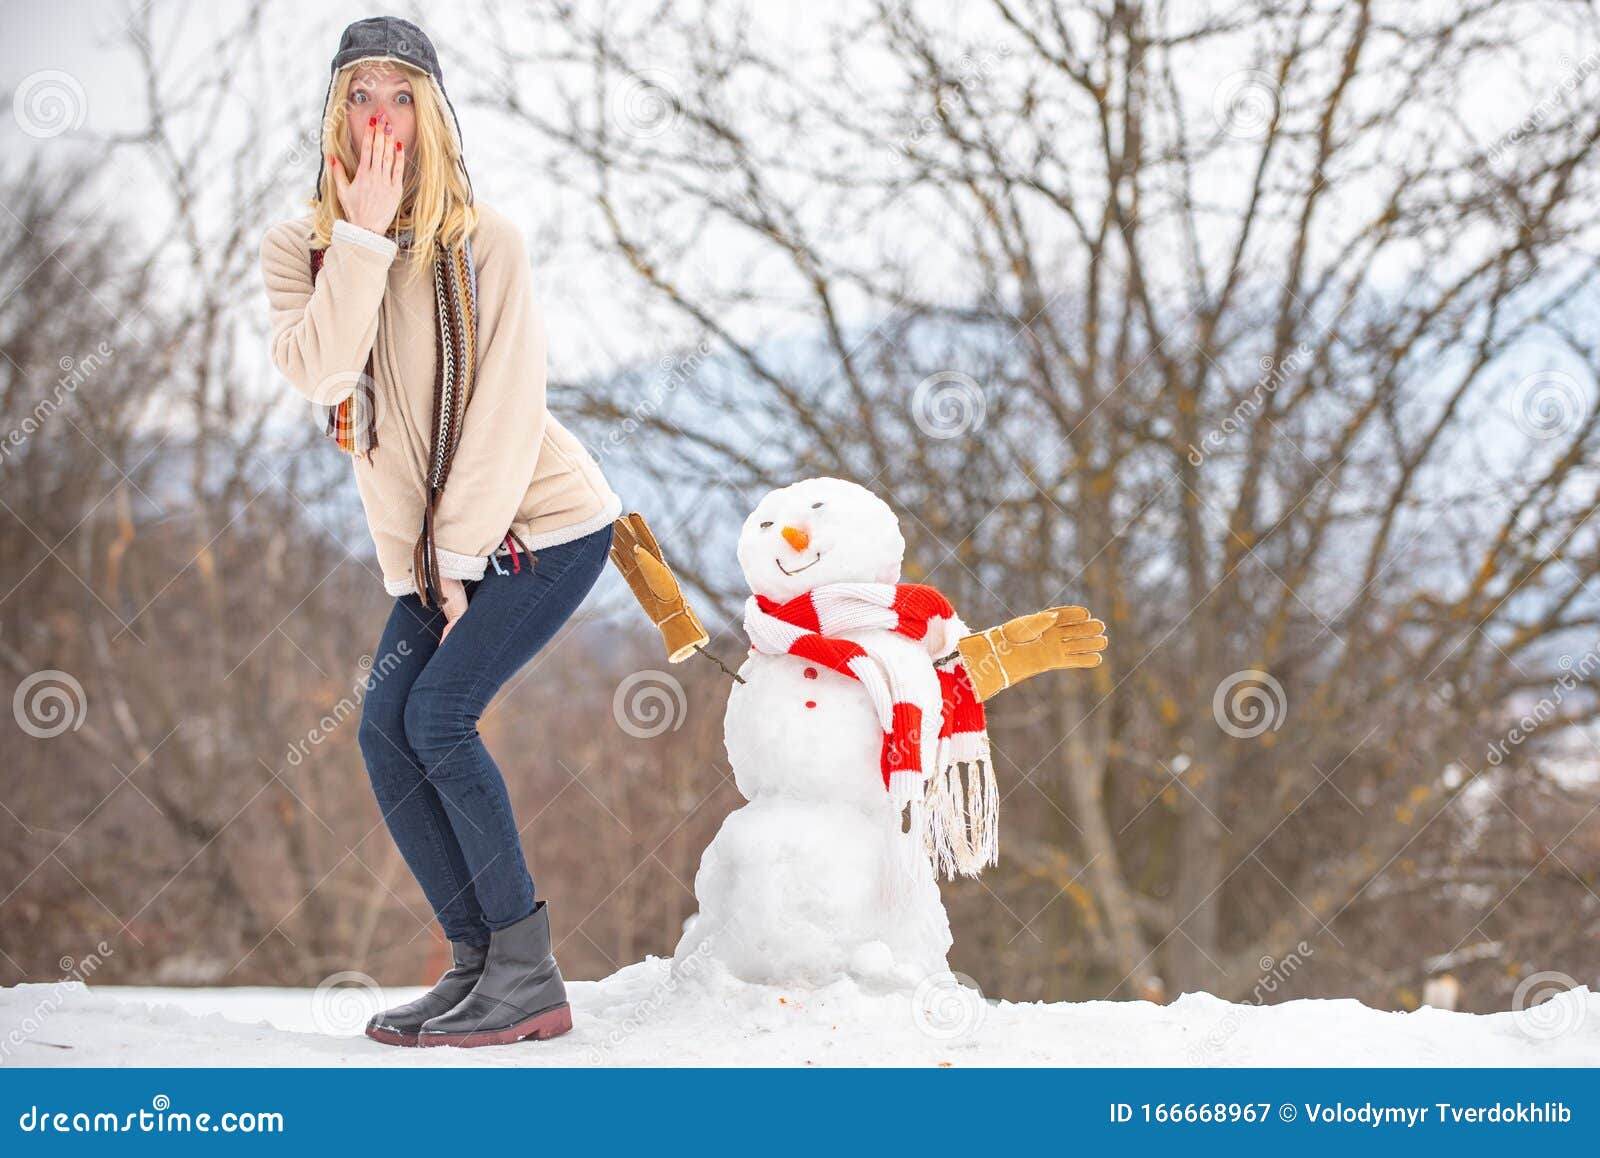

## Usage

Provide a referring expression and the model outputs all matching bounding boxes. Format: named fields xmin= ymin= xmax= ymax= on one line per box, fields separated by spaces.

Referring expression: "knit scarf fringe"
xmin=923 ymin=708 xmax=1000 ymax=880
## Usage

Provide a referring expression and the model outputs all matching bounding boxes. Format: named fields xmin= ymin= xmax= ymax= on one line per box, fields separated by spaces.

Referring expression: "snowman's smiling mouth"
xmin=776 ymin=552 xmax=822 ymax=576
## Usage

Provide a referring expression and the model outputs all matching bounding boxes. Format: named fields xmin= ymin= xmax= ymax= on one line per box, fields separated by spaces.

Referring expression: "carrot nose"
xmin=781 ymin=526 xmax=809 ymax=552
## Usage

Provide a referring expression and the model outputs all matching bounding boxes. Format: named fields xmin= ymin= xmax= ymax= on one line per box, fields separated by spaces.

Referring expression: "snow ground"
xmin=3 ymin=958 xmax=1597 ymax=1067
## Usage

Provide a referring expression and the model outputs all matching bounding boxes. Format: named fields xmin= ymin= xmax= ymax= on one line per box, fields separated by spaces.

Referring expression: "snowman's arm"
xmin=951 ymin=605 xmax=1107 ymax=702
xmin=609 ymin=512 xmax=711 ymax=663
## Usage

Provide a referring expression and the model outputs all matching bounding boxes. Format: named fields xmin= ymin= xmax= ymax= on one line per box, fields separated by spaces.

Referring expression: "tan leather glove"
xmin=955 ymin=605 xmax=1107 ymax=702
xmin=610 ymin=512 xmax=710 ymax=663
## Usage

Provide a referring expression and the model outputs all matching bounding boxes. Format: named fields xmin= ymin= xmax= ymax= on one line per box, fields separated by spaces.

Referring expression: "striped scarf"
xmin=743 ymin=582 xmax=998 ymax=880
xmin=310 ymin=232 xmax=505 ymax=608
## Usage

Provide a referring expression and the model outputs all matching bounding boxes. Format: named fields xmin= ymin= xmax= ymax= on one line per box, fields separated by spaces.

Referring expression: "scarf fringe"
xmin=413 ymin=500 xmax=443 ymax=609
xmin=923 ymin=752 xmax=1000 ymax=880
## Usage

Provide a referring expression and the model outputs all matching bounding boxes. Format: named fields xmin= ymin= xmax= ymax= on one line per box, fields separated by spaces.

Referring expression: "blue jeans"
xmin=356 ymin=522 xmax=614 ymax=946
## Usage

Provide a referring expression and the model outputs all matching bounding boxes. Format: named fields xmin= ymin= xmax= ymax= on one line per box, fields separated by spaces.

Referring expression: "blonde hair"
xmin=309 ymin=58 xmax=478 ymax=282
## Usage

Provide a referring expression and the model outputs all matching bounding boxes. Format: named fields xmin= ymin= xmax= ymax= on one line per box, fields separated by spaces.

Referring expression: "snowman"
xmin=609 ymin=477 xmax=1107 ymax=988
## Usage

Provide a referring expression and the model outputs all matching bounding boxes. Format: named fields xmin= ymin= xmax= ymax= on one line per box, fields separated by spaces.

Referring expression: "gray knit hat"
xmin=312 ymin=16 xmax=474 ymax=206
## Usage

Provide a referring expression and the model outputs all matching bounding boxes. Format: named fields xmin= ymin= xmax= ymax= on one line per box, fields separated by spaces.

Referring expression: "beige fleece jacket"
xmin=259 ymin=203 xmax=622 ymax=597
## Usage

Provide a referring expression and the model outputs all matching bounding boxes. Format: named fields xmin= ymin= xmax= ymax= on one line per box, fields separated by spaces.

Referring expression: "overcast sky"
xmin=5 ymin=0 xmax=1598 ymax=390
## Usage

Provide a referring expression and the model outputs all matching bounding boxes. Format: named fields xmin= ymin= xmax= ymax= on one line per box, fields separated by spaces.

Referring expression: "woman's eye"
xmin=396 ymin=92 xmax=412 ymax=104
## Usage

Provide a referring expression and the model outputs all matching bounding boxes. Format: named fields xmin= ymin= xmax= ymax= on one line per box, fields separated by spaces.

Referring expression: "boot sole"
xmin=364 ymin=1024 xmax=421 ymax=1047
xmin=415 ymin=1002 xmax=573 ymax=1048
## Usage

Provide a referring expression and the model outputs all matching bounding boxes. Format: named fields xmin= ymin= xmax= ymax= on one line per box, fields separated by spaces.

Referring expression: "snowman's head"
xmin=737 ymin=476 xmax=905 ymax=601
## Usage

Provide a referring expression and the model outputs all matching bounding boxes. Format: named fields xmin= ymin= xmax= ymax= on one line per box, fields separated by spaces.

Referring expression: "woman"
xmin=258 ymin=16 xmax=622 ymax=1048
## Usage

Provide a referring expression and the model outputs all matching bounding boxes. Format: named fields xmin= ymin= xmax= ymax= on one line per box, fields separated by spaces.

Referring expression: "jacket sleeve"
xmin=259 ymin=219 xmax=397 ymax=403
xmin=427 ymin=216 xmax=550 ymax=580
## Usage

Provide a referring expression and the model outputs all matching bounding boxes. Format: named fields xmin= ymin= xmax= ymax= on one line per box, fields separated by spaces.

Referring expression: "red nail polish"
xmin=395 ymin=142 xmax=401 ymax=151
xmin=368 ymin=116 xmax=376 ymax=126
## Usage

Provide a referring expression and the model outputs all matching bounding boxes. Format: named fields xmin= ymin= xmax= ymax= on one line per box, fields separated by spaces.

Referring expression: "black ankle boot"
xmin=365 ymin=938 xmax=489 ymax=1047
xmin=416 ymin=901 xmax=572 ymax=1047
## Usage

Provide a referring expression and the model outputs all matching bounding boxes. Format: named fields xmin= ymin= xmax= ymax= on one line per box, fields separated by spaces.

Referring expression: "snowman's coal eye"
xmin=759 ymin=520 xmax=773 ymax=529
xmin=811 ymin=501 xmax=823 ymax=508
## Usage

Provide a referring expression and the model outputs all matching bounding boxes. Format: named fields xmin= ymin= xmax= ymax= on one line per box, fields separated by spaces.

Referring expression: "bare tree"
xmin=460 ymin=0 xmax=1600 ymax=1007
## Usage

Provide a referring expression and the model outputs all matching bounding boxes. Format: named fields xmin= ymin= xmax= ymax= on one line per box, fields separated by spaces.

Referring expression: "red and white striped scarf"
xmin=743 ymin=581 xmax=998 ymax=878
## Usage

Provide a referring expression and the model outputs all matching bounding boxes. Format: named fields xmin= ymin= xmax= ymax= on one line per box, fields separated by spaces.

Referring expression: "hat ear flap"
xmin=311 ymin=73 xmax=337 ymax=201
xmin=424 ymin=73 xmax=475 ymax=206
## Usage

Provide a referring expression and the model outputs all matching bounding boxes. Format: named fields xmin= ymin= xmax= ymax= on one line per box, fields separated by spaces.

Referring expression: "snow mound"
xmin=3 ymin=963 xmax=1597 ymax=1067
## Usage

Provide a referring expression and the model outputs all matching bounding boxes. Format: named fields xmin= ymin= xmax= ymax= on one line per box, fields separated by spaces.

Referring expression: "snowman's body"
xmin=672 ymin=477 xmax=959 ymax=988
